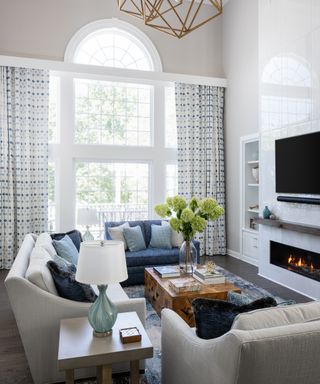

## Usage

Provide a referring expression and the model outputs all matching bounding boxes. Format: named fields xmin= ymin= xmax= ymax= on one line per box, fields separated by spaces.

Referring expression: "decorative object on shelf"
xmin=117 ymin=0 xmax=223 ymax=39
xmin=263 ymin=206 xmax=272 ymax=219
xmin=77 ymin=208 xmax=99 ymax=241
xmin=270 ymin=214 xmax=277 ymax=220
xmin=75 ymin=241 xmax=128 ymax=337
xmin=250 ymin=218 xmax=257 ymax=230
xmin=249 ymin=204 xmax=259 ymax=210
xmin=155 ymin=196 xmax=224 ymax=275
xmin=251 ymin=166 xmax=259 ymax=183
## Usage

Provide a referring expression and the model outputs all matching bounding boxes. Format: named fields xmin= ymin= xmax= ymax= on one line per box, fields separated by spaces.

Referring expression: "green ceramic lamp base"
xmin=88 ymin=285 xmax=118 ymax=338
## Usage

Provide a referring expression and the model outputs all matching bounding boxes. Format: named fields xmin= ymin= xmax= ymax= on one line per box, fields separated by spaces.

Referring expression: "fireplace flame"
xmin=287 ymin=254 xmax=316 ymax=273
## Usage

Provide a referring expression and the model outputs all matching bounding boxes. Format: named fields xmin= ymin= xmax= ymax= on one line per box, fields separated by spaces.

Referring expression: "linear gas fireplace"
xmin=270 ymin=241 xmax=320 ymax=282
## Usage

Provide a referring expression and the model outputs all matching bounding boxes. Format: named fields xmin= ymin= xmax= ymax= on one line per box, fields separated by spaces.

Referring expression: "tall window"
xmin=49 ymin=20 xmax=176 ymax=233
xmin=166 ymin=164 xmax=178 ymax=197
xmin=74 ymin=79 xmax=152 ymax=146
xmin=48 ymin=162 xmax=56 ymax=232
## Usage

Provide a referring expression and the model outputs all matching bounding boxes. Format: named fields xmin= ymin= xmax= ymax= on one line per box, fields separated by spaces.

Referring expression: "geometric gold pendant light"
xmin=117 ymin=0 xmax=223 ymax=39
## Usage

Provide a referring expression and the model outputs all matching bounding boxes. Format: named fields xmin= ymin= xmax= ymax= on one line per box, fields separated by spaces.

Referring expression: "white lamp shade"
xmin=77 ymin=208 xmax=99 ymax=226
xmin=76 ymin=241 xmax=128 ymax=284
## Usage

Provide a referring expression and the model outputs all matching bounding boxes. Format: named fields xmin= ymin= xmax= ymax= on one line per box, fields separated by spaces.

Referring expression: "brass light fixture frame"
xmin=118 ymin=0 xmax=223 ymax=39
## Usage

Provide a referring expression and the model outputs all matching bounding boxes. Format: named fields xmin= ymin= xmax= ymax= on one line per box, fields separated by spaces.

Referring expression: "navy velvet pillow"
xmin=192 ymin=297 xmax=277 ymax=340
xmin=51 ymin=229 xmax=82 ymax=251
xmin=47 ymin=260 xmax=96 ymax=303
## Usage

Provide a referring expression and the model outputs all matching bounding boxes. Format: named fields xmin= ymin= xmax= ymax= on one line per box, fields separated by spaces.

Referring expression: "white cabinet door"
xmin=242 ymin=231 xmax=259 ymax=261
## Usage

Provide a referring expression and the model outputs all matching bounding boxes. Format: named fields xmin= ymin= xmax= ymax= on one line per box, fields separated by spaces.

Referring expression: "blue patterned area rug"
xmin=78 ymin=266 xmax=291 ymax=384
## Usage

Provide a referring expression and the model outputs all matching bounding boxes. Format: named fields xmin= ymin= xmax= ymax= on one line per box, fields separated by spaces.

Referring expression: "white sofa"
xmin=161 ymin=301 xmax=320 ymax=384
xmin=5 ymin=233 xmax=146 ymax=384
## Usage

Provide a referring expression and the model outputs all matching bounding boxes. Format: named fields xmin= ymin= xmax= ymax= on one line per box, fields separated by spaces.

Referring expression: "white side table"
xmin=58 ymin=311 xmax=153 ymax=384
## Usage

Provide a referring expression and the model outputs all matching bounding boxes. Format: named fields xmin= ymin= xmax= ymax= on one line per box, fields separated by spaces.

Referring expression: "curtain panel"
xmin=175 ymin=83 xmax=226 ymax=256
xmin=0 ymin=67 xmax=49 ymax=269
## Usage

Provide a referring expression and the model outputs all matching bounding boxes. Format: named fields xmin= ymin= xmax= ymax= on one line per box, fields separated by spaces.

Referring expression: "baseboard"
xmin=226 ymin=249 xmax=240 ymax=259
xmin=258 ymin=272 xmax=316 ymax=300
xmin=227 ymin=249 xmax=259 ymax=267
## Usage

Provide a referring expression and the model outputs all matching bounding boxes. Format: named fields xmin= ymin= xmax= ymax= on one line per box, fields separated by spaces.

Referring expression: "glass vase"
xmin=179 ymin=240 xmax=197 ymax=275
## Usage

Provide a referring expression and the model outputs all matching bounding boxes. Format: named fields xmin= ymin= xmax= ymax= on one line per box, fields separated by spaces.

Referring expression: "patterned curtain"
xmin=175 ymin=83 xmax=226 ymax=256
xmin=0 ymin=67 xmax=49 ymax=269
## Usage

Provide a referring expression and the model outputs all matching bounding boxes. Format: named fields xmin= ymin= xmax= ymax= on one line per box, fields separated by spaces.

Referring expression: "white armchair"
xmin=161 ymin=302 xmax=320 ymax=384
xmin=5 ymin=234 xmax=146 ymax=384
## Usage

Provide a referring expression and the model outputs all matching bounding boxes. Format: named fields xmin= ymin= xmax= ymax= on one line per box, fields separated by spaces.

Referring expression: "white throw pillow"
xmin=108 ymin=222 xmax=130 ymax=250
xmin=161 ymin=220 xmax=184 ymax=247
xmin=35 ymin=232 xmax=56 ymax=257
xmin=26 ymin=247 xmax=58 ymax=295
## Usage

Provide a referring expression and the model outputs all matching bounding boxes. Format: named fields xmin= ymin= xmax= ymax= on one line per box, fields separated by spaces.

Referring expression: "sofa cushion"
xmin=125 ymin=247 xmax=179 ymax=267
xmin=105 ymin=220 xmax=146 ymax=242
xmin=47 ymin=260 xmax=96 ymax=303
xmin=149 ymin=224 xmax=172 ymax=249
xmin=26 ymin=247 xmax=58 ymax=295
xmin=232 ymin=301 xmax=320 ymax=331
xmin=108 ymin=222 xmax=129 ymax=250
xmin=52 ymin=235 xmax=79 ymax=265
xmin=123 ymin=226 xmax=147 ymax=252
xmin=192 ymin=297 xmax=277 ymax=340
xmin=53 ymin=254 xmax=72 ymax=270
xmin=51 ymin=229 xmax=82 ymax=251
xmin=35 ymin=232 xmax=57 ymax=257
xmin=143 ymin=220 xmax=162 ymax=246
xmin=161 ymin=221 xmax=184 ymax=247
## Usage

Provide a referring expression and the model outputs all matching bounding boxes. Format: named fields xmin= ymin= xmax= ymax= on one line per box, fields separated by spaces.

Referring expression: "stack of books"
xmin=193 ymin=268 xmax=226 ymax=285
xmin=169 ymin=277 xmax=201 ymax=293
xmin=153 ymin=265 xmax=180 ymax=278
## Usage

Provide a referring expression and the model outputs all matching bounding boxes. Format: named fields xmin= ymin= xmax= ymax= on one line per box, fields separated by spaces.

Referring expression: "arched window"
xmin=65 ymin=19 xmax=162 ymax=72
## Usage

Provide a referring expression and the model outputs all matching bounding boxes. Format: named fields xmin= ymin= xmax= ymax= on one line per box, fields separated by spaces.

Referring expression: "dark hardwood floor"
xmin=0 ymin=256 xmax=311 ymax=384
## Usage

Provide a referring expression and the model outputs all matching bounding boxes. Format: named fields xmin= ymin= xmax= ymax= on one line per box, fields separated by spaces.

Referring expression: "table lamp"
xmin=75 ymin=240 xmax=128 ymax=337
xmin=77 ymin=208 xmax=99 ymax=241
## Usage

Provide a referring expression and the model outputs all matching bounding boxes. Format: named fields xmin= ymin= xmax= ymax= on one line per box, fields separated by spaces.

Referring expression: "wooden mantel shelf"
xmin=254 ymin=217 xmax=320 ymax=236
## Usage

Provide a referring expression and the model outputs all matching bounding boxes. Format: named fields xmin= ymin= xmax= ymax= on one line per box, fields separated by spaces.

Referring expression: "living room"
xmin=1 ymin=0 xmax=320 ymax=383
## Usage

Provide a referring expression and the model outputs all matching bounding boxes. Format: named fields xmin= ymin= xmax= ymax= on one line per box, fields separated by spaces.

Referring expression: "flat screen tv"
xmin=275 ymin=132 xmax=320 ymax=194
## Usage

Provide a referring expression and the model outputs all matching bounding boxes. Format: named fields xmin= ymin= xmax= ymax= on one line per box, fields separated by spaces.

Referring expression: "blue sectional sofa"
xmin=105 ymin=219 xmax=200 ymax=286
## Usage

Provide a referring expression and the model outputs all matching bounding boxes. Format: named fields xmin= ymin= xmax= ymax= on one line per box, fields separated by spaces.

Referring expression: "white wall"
xmin=259 ymin=0 xmax=320 ymax=299
xmin=0 ymin=0 xmax=223 ymax=77
xmin=222 ymin=0 xmax=259 ymax=255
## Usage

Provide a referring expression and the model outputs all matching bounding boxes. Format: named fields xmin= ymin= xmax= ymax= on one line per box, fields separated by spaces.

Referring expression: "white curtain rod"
xmin=0 ymin=55 xmax=228 ymax=88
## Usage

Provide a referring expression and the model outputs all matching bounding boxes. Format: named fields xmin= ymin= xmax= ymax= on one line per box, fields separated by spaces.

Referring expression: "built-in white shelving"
xmin=240 ymin=134 xmax=260 ymax=266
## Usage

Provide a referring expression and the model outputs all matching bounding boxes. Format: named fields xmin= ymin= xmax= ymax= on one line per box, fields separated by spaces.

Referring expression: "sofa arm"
xmin=114 ymin=297 xmax=146 ymax=326
xmin=161 ymin=309 xmax=241 ymax=384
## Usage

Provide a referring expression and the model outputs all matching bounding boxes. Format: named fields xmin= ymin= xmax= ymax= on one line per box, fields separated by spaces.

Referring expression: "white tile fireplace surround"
xmin=258 ymin=0 xmax=320 ymax=300
xmin=259 ymin=225 xmax=320 ymax=300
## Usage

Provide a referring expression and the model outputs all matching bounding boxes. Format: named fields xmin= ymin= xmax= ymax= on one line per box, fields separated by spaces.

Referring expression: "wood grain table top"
xmin=58 ymin=312 xmax=153 ymax=371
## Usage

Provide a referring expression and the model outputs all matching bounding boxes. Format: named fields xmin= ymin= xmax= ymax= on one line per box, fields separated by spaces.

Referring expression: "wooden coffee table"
xmin=144 ymin=267 xmax=241 ymax=326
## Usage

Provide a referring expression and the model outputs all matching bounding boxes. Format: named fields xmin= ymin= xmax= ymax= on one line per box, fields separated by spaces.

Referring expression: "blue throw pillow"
xmin=47 ymin=260 xmax=96 ymax=303
xmin=52 ymin=235 xmax=79 ymax=265
xmin=123 ymin=226 xmax=146 ymax=252
xmin=149 ymin=224 xmax=172 ymax=249
xmin=192 ymin=297 xmax=277 ymax=339
xmin=51 ymin=229 xmax=82 ymax=251
xmin=53 ymin=254 xmax=72 ymax=270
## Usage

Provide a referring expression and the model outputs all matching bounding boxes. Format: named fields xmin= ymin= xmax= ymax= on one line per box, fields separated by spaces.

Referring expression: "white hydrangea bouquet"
xmin=154 ymin=196 xmax=224 ymax=274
